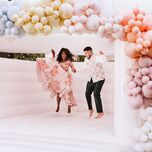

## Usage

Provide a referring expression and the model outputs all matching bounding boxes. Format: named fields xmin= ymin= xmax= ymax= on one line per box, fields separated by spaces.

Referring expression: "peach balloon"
xmin=142 ymin=40 xmax=151 ymax=48
xmin=125 ymin=43 xmax=141 ymax=59
xmin=121 ymin=12 xmax=135 ymax=26
xmin=136 ymin=37 xmax=144 ymax=44
xmin=127 ymin=32 xmax=141 ymax=43
xmin=135 ymin=44 xmax=143 ymax=52
xmin=142 ymin=30 xmax=152 ymax=42
xmin=143 ymin=15 xmax=152 ymax=31
xmin=133 ymin=8 xmax=140 ymax=16
xmin=128 ymin=19 xmax=135 ymax=27
xmin=137 ymin=14 xmax=144 ymax=21
xmin=132 ymin=26 xmax=140 ymax=34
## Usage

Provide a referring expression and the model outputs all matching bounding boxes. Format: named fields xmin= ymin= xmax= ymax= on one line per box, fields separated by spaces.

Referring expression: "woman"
xmin=36 ymin=48 xmax=77 ymax=113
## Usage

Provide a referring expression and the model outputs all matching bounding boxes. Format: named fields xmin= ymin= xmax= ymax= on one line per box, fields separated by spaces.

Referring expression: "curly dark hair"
xmin=56 ymin=48 xmax=73 ymax=63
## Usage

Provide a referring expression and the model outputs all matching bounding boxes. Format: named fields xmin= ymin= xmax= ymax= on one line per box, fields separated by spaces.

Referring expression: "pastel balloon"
xmin=6 ymin=21 xmax=14 ymax=28
xmin=134 ymin=78 xmax=144 ymax=86
xmin=59 ymin=3 xmax=73 ymax=19
xmin=1 ymin=7 xmax=7 ymax=15
xmin=43 ymin=25 xmax=51 ymax=34
xmin=138 ymin=57 xmax=152 ymax=68
xmin=34 ymin=7 xmax=45 ymax=17
xmin=47 ymin=16 xmax=60 ymax=27
xmin=79 ymin=15 xmax=87 ymax=24
xmin=51 ymin=1 xmax=60 ymax=10
xmin=31 ymin=15 xmax=39 ymax=24
xmin=142 ymin=83 xmax=152 ymax=98
xmin=64 ymin=19 xmax=71 ymax=27
xmin=60 ymin=26 xmax=68 ymax=33
xmin=133 ymin=8 xmax=140 ymax=16
xmin=75 ymin=23 xmax=83 ymax=32
xmin=129 ymin=94 xmax=143 ymax=109
xmin=35 ymin=22 xmax=43 ymax=31
xmin=135 ymin=72 xmax=142 ymax=79
xmin=143 ymin=15 xmax=152 ymax=31
xmin=86 ymin=15 xmax=100 ymax=31
xmin=121 ymin=12 xmax=135 ymax=26
xmin=137 ymin=14 xmax=144 ymax=21
xmin=40 ymin=17 xmax=48 ymax=25
xmin=143 ymin=40 xmax=151 ymax=48
xmin=136 ymin=37 xmax=144 ymax=44
xmin=125 ymin=43 xmax=141 ymax=59
xmin=71 ymin=16 xmax=79 ymax=23
xmin=135 ymin=44 xmax=143 ymax=52
xmin=88 ymin=0 xmax=103 ymax=15
xmin=127 ymin=32 xmax=141 ymax=43
xmin=0 ymin=0 xmax=10 ymax=9
xmin=7 ymin=6 xmax=20 ymax=21
xmin=45 ymin=7 xmax=54 ymax=16
xmin=128 ymin=81 xmax=136 ymax=89
xmin=38 ymin=0 xmax=51 ymax=7
xmin=142 ymin=30 xmax=152 ymax=42
xmin=15 ymin=18 xmax=24 ymax=27
xmin=141 ymin=68 xmax=150 ymax=76
xmin=132 ymin=26 xmax=140 ymax=34
xmin=23 ymin=22 xmax=36 ymax=34
xmin=23 ymin=14 xmax=31 ymax=22
xmin=142 ymin=76 xmax=150 ymax=84
xmin=11 ymin=27 xmax=20 ymax=35
xmin=11 ymin=14 xmax=19 ymax=22
xmin=68 ymin=25 xmax=75 ymax=34
xmin=128 ymin=19 xmax=135 ymax=27
xmin=143 ymin=98 xmax=152 ymax=108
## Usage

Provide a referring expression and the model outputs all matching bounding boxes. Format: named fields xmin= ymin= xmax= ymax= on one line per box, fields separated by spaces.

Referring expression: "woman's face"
xmin=61 ymin=51 xmax=67 ymax=60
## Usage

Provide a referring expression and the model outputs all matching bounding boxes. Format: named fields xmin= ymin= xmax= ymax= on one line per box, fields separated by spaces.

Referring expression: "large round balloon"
xmin=7 ymin=6 xmax=20 ymax=21
xmin=0 ymin=0 xmax=10 ymax=9
xmin=125 ymin=43 xmax=141 ymax=59
xmin=86 ymin=15 xmax=100 ymax=31
xmin=59 ymin=3 xmax=73 ymax=19
xmin=23 ymin=22 xmax=36 ymax=34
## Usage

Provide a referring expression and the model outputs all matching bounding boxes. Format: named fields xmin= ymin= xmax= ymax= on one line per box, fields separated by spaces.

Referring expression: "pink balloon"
xmin=88 ymin=1 xmax=103 ymax=15
xmin=133 ymin=8 xmax=140 ymax=16
xmin=121 ymin=12 xmax=135 ymax=26
xmin=132 ymin=61 xmax=139 ymax=69
xmin=127 ymin=75 xmax=134 ymax=81
xmin=86 ymin=15 xmax=100 ymax=31
xmin=135 ymin=71 xmax=142 ymax=79
xmin=138 ymin=57 xmax=152 ymax=68
xmin=143 ymin=15 xmax=152 ymax=31
xmin=128 ymin=81 xmax=136 ymax=89
xmin=125 ymin=43 xmax=141 ymax=58
xmin=142 ymin=83 xmax=152 ymax=98
xmin=130 ymin=69 xmax=138 ymax=76
xmin=142 ymin=76 xmax=150 ymax=84
xmin=129 ymin=94 xmax=144 ymax=109
xmin=136 ymin=37 xmax=144 ymax=44
xmin=136 ymin=14 xmax=144 ymax=21
xmin=131 ymin=87 xmax=140 ymax=96
xmin=135 ymin=44 xmax=143 ymax=52
xmin=142 ymin=30 xmax=152 ymax=42
xmin=141 ymin=68 xmax=150 ymax=76
xmin=134 ymin=78 xmax=143 ymax=86
xmin=142 ymin=40 xmax=151 ymax=48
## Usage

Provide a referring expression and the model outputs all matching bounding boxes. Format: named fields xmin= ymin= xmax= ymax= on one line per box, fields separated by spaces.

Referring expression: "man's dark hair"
xmin=83 ymin=46 xmax=93 ymax=52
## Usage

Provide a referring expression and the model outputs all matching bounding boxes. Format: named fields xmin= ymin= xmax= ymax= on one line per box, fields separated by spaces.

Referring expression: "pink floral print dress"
xmin=36 ymin=58 xmax=77 ymax=107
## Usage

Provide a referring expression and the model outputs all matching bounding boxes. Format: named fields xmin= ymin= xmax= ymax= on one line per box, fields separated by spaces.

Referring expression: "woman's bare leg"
xmin=56 ymin=94 xmax=61 ymax=112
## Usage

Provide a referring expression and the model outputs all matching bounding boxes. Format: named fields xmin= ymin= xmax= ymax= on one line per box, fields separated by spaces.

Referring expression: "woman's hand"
xmin=72 ymin=68 xmax=76 ymax=73
xmin=51 ymin=49 xmax=55 ymax=58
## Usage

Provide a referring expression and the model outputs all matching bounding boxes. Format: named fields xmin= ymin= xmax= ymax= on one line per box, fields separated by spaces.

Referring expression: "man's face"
xmin=84 ymin=50 xmax=93 ymax=59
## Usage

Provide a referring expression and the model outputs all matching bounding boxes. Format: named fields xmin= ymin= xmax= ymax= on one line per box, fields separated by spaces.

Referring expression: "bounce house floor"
xmin=0 ymin=112 xmax=134 ymax=152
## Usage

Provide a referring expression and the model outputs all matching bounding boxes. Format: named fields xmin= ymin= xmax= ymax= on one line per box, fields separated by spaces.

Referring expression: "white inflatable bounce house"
xmin=0 ymin=0 xmax=152 ymax=152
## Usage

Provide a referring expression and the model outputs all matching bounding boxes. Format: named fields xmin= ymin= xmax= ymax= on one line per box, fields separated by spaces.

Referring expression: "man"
xmin=83 ymin=46 xmax=105 ymax=119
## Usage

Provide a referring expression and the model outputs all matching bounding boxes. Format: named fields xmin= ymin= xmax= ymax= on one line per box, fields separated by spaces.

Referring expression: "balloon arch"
xmin=0 ymin=0 xmax=152 ymax=151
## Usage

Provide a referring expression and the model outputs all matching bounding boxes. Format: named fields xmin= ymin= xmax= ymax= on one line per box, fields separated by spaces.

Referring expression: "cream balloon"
xmin=31 ymin=15 xmax=39 ymax=24
xmin=23 ymin=22 xmax=36 ymax=34
xmin=43 ymin=25 xmax=52 ymax=34
xmin=40 ymin=17 xmax=48 ymax=25
xmin=59 ymin=3 xmax=73 ymax=19
xmin=15 ymin=18 xmax=24 ymax=27
xmin=45 ymin=7 xmax=54 ymax=16
xmin=12 ymin=14 xmax=19 ymax=22
xmin=23 ymin=14 xmax=31 ymax=22
xmin=35 ymin=22 xmax=43 ymax=31
xmin=34 ymin=7 xmax=45 ymax=17
xmin=47 ymin=16 xmax=60 ymax=26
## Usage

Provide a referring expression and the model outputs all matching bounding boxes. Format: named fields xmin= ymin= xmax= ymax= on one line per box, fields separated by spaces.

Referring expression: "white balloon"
xmin=86 ymin=15 xmax=100 ymax=31
xmin=68 ymin=26 xmax=75 ymax=34
xmin=60 ymin=26 xmax=68 ymax=33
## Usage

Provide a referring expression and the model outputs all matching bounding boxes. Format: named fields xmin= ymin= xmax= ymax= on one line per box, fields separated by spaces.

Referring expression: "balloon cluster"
xmin=0 ymin=1 xmax=23 ymax=36
xmin=60 ymin=0 xmax=103 ymax=34
xmin=134 ymin=107 xmax=152 ymax=152
xmin=125 ymin=57 xmax=152 ymax=109
xmin=12 ymin=0 xmax=74 ymax=34
xmin=97 ymin=15 xmax=124 ymax=39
